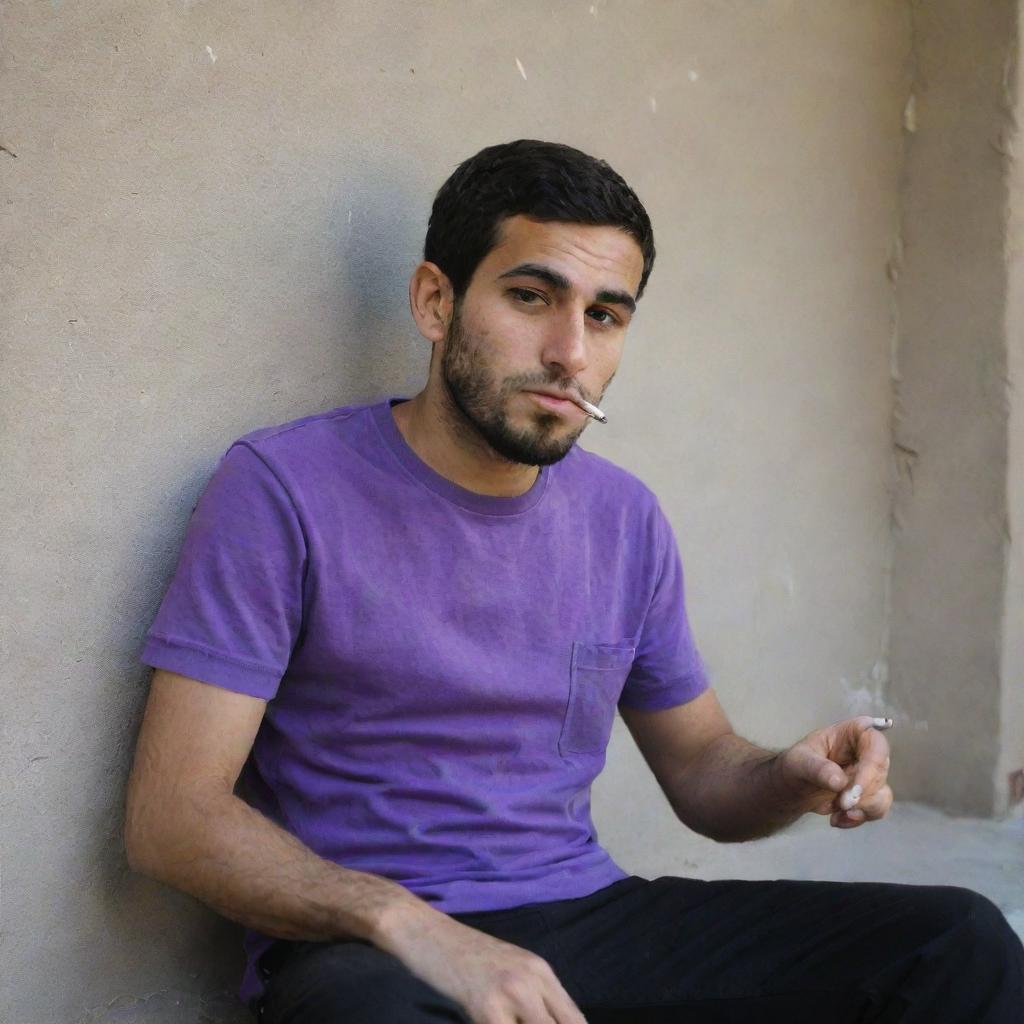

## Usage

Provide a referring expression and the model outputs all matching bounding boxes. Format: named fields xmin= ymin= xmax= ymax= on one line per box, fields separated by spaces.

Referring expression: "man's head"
xmin=424 ymin=139 xmax=656 ymax=305
xmin=409 ymin=140 xmax=654 ymax=467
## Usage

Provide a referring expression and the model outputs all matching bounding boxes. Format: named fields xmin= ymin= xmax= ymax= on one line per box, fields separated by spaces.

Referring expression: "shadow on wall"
xmin=324 ymin=163 xmax=434 ymax=404
xmin=94 ymin=165 xmax=430 ymax=1021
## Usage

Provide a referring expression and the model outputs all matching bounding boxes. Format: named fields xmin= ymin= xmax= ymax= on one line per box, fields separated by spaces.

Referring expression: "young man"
xmin=126 ymin=140 xmax=1023 ymax=1023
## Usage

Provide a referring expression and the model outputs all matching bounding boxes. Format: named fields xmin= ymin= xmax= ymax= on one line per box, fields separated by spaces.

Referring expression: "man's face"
xmin=437 ymin=215 xmax=644 ymax=467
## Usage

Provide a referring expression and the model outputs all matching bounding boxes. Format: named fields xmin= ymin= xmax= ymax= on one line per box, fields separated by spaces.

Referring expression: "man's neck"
xmin=390 ymin=390 xmax=540 ymax=498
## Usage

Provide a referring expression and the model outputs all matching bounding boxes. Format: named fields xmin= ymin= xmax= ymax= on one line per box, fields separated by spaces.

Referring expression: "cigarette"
xmin=573 ymin=396 xmax=608 ymax=423
xmin=870 ymin=717 xmax=894 ymax=730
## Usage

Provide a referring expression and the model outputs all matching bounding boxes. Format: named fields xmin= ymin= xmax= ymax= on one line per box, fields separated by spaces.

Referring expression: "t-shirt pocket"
xmin=558 ymin=641 xmax=637 ymax=756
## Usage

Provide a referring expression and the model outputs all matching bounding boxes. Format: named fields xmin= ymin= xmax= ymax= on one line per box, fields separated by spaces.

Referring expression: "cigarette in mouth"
xmin=573 ymin=396 xmax=608 ymax=423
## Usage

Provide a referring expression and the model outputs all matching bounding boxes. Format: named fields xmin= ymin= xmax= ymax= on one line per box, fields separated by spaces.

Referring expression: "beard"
xmin=439 ymin=304 xmax=591 ymax=467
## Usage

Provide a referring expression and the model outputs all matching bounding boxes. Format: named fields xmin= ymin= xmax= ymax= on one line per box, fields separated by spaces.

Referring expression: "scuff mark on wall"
xmin=893 ymin=442 xmax=919 ymax=493
xmin=903 ymin=93 xmax=917 ymax=133
xmin=76 ymin=986 xmax=244 ymax=1023
xmin=1009 ymin=769 xmax=1024 ymax=807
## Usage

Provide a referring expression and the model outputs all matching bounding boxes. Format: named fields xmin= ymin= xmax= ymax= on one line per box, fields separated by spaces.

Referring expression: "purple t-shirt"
xmin=140 ymin=396 xmax=709 ymax=1008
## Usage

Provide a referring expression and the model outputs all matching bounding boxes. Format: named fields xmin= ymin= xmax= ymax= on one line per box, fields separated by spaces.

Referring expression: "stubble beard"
xmin=439 ymin=304 xmax=588 ymax=468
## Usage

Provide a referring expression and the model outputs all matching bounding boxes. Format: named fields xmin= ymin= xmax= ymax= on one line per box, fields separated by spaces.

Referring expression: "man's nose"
xmin=541 ymin=309 xmax=589 ymax=379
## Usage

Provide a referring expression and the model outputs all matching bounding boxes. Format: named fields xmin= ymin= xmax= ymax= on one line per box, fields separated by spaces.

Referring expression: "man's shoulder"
xmin=233 ymin=400 xmax=376 ymax=453
xmin=213 ymin=400 xmax=388 ymax=499
xmin=564 ymin=444 xmax=661 ymax=511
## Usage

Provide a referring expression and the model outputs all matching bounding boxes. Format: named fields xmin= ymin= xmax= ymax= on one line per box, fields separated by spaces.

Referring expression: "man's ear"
xmin=409 ymin=261 xmax=454 ymax=343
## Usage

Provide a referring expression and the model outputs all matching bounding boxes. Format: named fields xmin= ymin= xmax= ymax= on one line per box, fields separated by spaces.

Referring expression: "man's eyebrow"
xmin=497 ymin=262 xmax=637 ymax=315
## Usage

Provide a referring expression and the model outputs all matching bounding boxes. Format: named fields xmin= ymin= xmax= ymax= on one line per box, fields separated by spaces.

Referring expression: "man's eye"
xmin=588 ymin=309 xmax=617 ymax=326
xmin=510 ymin=288 xmax=543 ymax=304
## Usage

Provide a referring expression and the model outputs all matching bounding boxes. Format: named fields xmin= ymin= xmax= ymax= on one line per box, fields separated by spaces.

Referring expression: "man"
xmin=125 ymin=140 xmax=1023 ymax=1023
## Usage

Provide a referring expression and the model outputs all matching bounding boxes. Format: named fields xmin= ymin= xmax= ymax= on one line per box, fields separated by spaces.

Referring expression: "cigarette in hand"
xmin=839 ymin=718 xmax=894 ymax=810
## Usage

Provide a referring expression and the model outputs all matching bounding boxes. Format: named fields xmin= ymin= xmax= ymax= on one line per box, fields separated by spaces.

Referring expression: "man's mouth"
xmin=524 ymin=390 xmax=586 ymax=418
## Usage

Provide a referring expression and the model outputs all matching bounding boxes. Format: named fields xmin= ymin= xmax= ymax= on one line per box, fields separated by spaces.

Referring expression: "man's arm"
xmin=124 ymin=668 xmax=413 ymax=941
xmin=620 ymin=689 xmax=889 ymax=842
xmin=125 ymin=669 xmax=586 ymax=1024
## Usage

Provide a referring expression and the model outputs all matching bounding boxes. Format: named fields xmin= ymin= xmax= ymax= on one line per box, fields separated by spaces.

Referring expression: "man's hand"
xmin=771 ymin=715 xmax=894 ymax=830
xmin=378 ymin=903 xmax=587 ymax=1024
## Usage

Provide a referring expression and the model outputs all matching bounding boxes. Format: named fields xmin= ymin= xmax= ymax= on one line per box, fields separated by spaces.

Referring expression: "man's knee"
xmin=925 ymin=887 xmax=1014 ymax=940
xmin=951 ymin=888 xmax=1024 ymax=965
xmin=908 ymin=884 xmax=1024 ymax=989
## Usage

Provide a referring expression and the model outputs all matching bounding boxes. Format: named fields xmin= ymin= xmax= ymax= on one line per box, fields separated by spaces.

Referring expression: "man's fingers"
xmin=836 ymin=723 xmax=891 ymax=808
xmin=512 ymin=961 xmax=584 ymax=1024
xmin=496 ymin=989 xmax=581 ymax=1024
xmin=831 ymin=808 xmax=866 ymax=828
xmin=478 ymin=994 xmax=556 ymax=1024
xmin=542 ymin=973 xmax=587 ymax=1024
xmin=858 ymin=784 xmax=894 ymax=819
xmin=785 ymin=745 xmax=847 ymax=793
xmin=831 ymin=784 xmax=894 ymax=828
xmin=838 ymin=783 xmax=864 ymax=811
xmin=543 ymin=993 xmax=587 ymax=1024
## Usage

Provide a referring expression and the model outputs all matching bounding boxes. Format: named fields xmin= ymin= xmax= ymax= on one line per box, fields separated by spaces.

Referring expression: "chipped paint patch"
xmin=903 ymin=93 xmax=916 ymax=132
xmin=1008 ymin=768 xmax=1024 ymax=806
xmin=205 ymin=45 xmax=217 ymax=63
xmin=515 ymin=57 xmax=527 ymax=81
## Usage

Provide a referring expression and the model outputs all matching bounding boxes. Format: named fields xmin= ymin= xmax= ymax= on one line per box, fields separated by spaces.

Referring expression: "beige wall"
xmin=5 ymin=1 xmax=1016 ymax=1020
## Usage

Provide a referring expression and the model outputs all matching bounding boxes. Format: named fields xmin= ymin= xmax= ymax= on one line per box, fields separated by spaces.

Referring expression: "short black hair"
xmin=424 ymin=139 xmax=655 ymax=302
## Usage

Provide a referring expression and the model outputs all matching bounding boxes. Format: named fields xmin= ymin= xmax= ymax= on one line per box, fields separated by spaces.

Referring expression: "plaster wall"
xmin=886 ymin=0 xmax=1018 ymax=816
xmin=2 ymin=2 xmax=904 ymax=1019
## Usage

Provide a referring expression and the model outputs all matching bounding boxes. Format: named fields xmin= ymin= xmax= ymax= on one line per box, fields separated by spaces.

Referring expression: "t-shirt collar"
xmin=371 ymin=396 xmax=551 ymax=516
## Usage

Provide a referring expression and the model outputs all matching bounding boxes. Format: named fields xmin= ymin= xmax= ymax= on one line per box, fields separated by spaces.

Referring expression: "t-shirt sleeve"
xmin=618 ymin=501 xmax=710 ymax=711
xmin=139 ymin=441 xmax=306 ymax=700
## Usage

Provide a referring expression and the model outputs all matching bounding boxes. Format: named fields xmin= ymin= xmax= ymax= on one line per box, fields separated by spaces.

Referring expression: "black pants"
xmin=253 ymin=875 xmax=1024 ymax=1022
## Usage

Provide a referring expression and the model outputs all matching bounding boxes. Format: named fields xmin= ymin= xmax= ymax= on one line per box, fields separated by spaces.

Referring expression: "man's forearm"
xmin=126 ymin=791 xmax=441 ymax=948
xmin=668 ymin=733 xmax=807 ymax=842
xmin=127 ymin=791 xmax=587 ymax=1019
